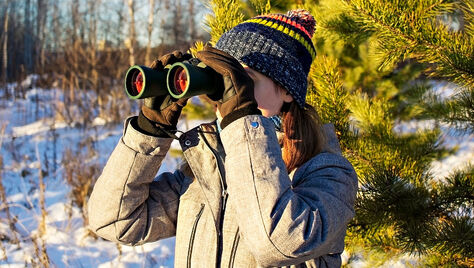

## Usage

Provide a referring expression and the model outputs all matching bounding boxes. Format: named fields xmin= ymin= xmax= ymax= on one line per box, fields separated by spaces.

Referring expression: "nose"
xmin=244 ymin=67 xmax=251 ymax=75
xmin=242 ymin=65 xmax=253 ymax=77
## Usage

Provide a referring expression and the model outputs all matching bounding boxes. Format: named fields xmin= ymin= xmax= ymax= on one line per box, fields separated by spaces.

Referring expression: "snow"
xmin=0 ymin=82 xmax=472 ymax=267
xmin=394 ymin=119 xmax=474 ymax=179
xmin=12 ymin=119 xmax=68 ymax=137
xmin=0 ymin=86 xmax=179 ymax=267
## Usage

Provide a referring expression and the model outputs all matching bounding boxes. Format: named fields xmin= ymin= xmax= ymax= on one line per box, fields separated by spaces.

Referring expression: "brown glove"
xmin=137 ymin=51 xmax=192 ymax=137
xmin=196 ymin=46 xmax=261 ymax=129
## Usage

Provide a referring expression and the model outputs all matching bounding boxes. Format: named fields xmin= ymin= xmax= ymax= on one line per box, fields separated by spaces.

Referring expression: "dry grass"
xmin=62 ymin=147 xmax=100 ymax=237
xmin=0 ymin=123 xmax=20 ymax=263
xmin=31 ymin=233 xmax=50 ymax=268
xmin=34 ymin=143 xmax=50 ymax=267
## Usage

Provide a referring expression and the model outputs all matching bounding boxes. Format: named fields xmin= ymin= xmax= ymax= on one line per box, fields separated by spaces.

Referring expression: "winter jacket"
xmin=87 ymin=114 xmax=358 ymax=267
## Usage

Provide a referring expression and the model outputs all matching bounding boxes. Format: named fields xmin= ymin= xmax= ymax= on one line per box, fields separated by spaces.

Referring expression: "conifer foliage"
xmin=204 ymin=0 xmax=473 ymax=266
xmin=311 ymin=0 xmax=473 ymax=266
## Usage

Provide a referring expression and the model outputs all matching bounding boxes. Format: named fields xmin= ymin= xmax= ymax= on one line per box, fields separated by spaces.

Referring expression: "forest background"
xmin=0 ymin=0 xmax=473 ymax=267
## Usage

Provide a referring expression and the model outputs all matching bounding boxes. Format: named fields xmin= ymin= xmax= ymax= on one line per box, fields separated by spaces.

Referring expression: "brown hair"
xmin=184 ymin=89 xmax=326 ymax=176
xmin=280 ymin=101 xmax=326 ymax=173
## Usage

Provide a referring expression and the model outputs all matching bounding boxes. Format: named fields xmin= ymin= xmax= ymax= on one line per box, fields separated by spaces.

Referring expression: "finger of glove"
xmin=142 ymin=105 xmax=167 ymax=125
xmin=162 ymin=101 xmax=186 ymax=126
xmin=197 ymin=48 xmax=244 ymax=75
xmin=144 ymin=95 xmax=167 ymax=110
xmin=160 ymin=51 xmax=192 ymax=66
xmin=150 ymin=51 xmax=192 ymax=70
xmin=172 ymin=50 xmax=192 ymax=61
xmin=196 ymin=50 xmax=252 ymax=88
xmin=201 ymin=46 xmax=239 ymax=63
xmin=196 ymin=54 xmax=254 ymax=105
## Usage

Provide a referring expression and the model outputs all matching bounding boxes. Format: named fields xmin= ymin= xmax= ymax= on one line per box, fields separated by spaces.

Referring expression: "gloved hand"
xmin=196 ymin=46 xmax=261 ymax=129
xmin=137 ymin=51 xmax=192 ymax=137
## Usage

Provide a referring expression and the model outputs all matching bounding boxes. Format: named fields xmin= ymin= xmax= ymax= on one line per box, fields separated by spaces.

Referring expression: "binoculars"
xmin=124 ymin=58 xmax=223 ymax=100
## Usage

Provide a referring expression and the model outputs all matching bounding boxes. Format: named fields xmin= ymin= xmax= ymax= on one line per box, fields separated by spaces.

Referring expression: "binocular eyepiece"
xmin=124 ymin=58 xmax=223 ymax=100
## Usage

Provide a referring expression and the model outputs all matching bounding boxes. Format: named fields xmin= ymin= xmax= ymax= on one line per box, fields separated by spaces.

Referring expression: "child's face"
xmin=243 ymin=66 xmax=293 ymax=117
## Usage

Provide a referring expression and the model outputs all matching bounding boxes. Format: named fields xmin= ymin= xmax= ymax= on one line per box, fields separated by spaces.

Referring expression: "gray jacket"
xmin=88 ymin=115 xmax=358 ymax=267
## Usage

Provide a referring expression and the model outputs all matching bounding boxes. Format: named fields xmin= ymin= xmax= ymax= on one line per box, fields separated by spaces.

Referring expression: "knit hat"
xmin=215 ymin=9 xmax=316 ymax=108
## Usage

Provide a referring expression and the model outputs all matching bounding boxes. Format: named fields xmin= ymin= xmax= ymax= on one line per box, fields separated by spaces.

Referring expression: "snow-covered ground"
xmin=0 ymin=79 xmax=472 ymax=267
xmin=0 ymin=83 xmax=201 ymax=267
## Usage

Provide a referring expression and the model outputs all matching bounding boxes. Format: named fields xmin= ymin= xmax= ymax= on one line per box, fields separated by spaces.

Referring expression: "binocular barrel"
xmin=124 ymin=59 xmax=222 ymax=100
xmin=124 ymin=65 xmax=169 ymax=99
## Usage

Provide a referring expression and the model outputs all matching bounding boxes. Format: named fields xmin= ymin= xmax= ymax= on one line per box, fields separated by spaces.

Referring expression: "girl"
xmin=88 ymin=9 xmax=358 ymax=268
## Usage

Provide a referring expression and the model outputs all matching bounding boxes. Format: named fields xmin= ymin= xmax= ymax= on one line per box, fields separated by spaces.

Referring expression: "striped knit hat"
xmin=215 ymin=9 xmax=316 ymax=108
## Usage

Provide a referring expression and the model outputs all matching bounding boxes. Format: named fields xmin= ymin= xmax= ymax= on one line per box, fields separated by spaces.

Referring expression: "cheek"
xmin=253 ymin=81 xmax=283 ymax=114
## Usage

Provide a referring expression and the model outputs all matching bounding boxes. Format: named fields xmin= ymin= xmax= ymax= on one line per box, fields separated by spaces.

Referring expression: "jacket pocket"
xmin=187 ymin=203 xmax=205 ymax=268
xmin=228 ymin=228 xmax=240 ymax=268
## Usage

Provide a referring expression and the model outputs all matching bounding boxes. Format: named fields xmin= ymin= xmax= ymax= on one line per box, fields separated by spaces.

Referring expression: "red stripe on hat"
xmin=260 ymin=14 xmax=312 ymax=39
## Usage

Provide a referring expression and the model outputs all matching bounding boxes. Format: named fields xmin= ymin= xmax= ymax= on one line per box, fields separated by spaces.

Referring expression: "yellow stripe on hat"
xmin=241 ymin=18 xmax=316 ymax=60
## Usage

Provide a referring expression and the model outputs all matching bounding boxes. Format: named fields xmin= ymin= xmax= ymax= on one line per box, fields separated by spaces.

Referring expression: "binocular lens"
xmin=125 ymin=60 xmax=221 ymax=100
xmin=173 ymin=67 xmax=188 ymax=95
xmin=126 ymin=68 xmax=144 ymax=96
xmin=134 ymin=72 xmax=144 ymax=94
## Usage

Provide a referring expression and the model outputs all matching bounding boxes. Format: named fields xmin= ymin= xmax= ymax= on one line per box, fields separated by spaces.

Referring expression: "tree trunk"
xmin=24 ymin=0 xmax=33 ymax=75
xmin=126 ymin=0 xmax=136 ymax=66
xmin=71 ymin=0 xmax=79 ymax=45
xmin=2 ymin=0 xmax=9 ymax=96
xmin=36 ymin=0 xmax=48 ymax=70
xmin=52 ymin=0 xmax=61 ymax=53
xmin=172 ymin=0 xmax=183 ymax=47
xmin=145 ymin=0 xmax=155 ymax=66
xmin=159 ymin=0 xmax=170 ymax=55
xmin=188 ymin=0 xmax=196 ymax=42
xmin=88 ymin=0 xmax=101 ymax=117
xmin=88 ymin=0 xmax=98 ymax=89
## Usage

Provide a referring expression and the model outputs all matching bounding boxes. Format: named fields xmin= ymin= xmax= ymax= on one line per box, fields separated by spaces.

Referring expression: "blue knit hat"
xmin=215 ymin=9 xmax=316 ymax=108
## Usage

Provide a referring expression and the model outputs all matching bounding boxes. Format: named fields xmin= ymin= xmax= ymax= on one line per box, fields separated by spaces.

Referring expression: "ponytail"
xmin=281 ymin=101 xmax=326 ymax=173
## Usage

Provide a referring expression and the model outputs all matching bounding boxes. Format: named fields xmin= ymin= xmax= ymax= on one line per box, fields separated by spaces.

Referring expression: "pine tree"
xmin=307 ymin=0 xmax=473 ymax=266
xmin=203 ymin=0 xmax=473 ymax=266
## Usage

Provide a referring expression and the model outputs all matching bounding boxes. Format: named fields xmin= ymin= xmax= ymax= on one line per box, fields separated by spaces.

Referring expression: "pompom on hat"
xmin=215 ymin=9 xmax=317 ymax=108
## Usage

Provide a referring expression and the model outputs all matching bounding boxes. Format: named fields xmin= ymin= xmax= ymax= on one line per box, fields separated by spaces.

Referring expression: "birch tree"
xmin=126 ymin=0 xmax=137 ymax=66
xmin=36 ymin=0 xmax=48 ymax=68
xmin=145 ymin=0 xmax=156 ymax=65
xmin=172 ymin=0 xmax=184 ymax=47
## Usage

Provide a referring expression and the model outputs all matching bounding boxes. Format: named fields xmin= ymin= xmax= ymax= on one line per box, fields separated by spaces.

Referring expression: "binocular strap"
xmin=154 ymin=124 xmax=183 ymax=140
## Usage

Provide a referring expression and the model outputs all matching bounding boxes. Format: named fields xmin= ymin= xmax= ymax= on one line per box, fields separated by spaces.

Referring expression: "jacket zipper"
xmin=198 ymin=126 xmax=228 ymax=268
xmin=187 ymin=203 xmax=205 ymax=268
xmin=228 ymin=228 xmax=240 ymax=268
xmin=216 ymin=188 xmax=228 ymax=266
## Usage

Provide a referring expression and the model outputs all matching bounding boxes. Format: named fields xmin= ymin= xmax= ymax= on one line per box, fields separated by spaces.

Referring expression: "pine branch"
xmin=204 ymin=0 xmax=245 ymax=45
xmin=347 ymin=92 xmax=446 ymax=184
xmin=308 ymin=0 xmax=473 ymax=264
xmin=343 ymin=0 xmax=474 ymax=88
xmin=430 ymin=216 xmax=474 ymax=264
xmin=354 ymin=165 xmax=437 ymax=254
xmin=354 ymin=164 xmax=474 ymax=262
xmin=308 ymin=55 xmax=351 ymax=141
xmin=249 ymin=0 xmax=272 ymax=14
xmin=432 ymin=166 xmax=474 ymax=216
xmin=422 ymin=87 xmax=474 ymax=134
xmin=392 ymin=81 xmax=433 ymax=119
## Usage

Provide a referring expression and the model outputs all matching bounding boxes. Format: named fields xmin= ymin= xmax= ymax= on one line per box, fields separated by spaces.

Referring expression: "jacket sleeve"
xmin=220 ymin=115 xmax=358 ymax=267
xmin=87 ymin=117 xmax=188 ymax=246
